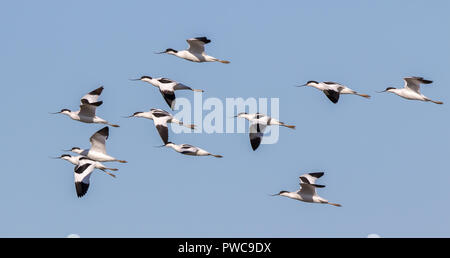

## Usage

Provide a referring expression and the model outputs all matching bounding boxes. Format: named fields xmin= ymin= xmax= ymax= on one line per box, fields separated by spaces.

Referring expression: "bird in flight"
xmin=234 ymin=112 xmax=295 ymax=151
xmin=378 ymin=77 xmax=443 ymax=104
xmin=155 ymin=37 xmax=230 ymax=63
xmin=66 ymin=126 xmax=127 ymax=163
xmin=130 ymin=76 xmax=203 ymax=110
xmin=298 ymin=81 xmax=370 ymax=104
xmin=272 ymin=172 xmax=341 ymax=207
xmin=125 ymin=108 xmax=196 ymax=144
xmin=52 ymin=154 xmax=118 ymax=177
xmin=51 ymin=86 xmax=119 ymax=127
xmin=161 ymin=142 xmax=223 ymax=158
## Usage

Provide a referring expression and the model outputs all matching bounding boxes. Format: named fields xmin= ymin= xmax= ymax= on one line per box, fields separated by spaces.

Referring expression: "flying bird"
xmin=272 ymin=172 xmax=341 ymax=207
xmin=162 ymin=142 xmax=223 ymax=158
xmin=51 ymin=86 xmax=119 ymax=127
xmin=67 ymin=126 xmax=127 ymax=163
xmin=52 ymin=154 xmax=118 ymax=177
xmin=298 ymin=81 xmax=370 ymax=104
xmin=125 ymin=108 xmax=196 ymax=144
xmin=72 ymin=157 xmax=100 ymax=198
xmin=130 ymin=76 xmax=203 ymax=110
xmin=378 ymin=77 xmax=443 ymax=104
xmin=235 ymin=112 xmax=295 ymax=151
xmin=155 ymin=37 xmax=230 ymax=63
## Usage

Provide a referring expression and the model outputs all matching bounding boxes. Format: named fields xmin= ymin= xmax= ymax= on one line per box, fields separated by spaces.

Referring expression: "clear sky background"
xmin=1 ymin=0 xmax=449 ymax=237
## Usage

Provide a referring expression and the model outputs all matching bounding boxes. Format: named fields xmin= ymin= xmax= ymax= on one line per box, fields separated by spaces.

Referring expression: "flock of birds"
xmin=51 ymin=37 xmax=443 ymax=206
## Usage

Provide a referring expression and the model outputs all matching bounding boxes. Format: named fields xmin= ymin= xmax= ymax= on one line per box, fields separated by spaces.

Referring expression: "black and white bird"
xmin=235 ymin=112 xmax=295 ymax=151
xmin=155 ymin=37 xmax=230 ymax=63
xmin=67 ymin=126 xmax=127 ymax=163
xmin=130 ymin=76 xmax=204 ymax=110
xmin=298 ymin=81 xmax=370 ymax=104
xmin=272 ymin=172 xmax=341 ymax=207
xmin=162 ymin=142 xmax=223 ymax=158
xmin=378 ymin=77 xmax=443 ymax=104
xmin=51 ymin=86 xmax=119 ymax=127
xmin=125 ymin=108 xmax=196 ymax=144
xmin=52 ymin=154 xmax=118 ymax=177
xmin=72 ymin=157 xmax=99 ymax=198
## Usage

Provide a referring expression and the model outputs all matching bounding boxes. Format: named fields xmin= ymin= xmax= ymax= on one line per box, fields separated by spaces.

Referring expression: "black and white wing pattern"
xmin=404 ymin=77 xmax=433 ymax=94
xmin=150 ymin=109 xmax=173 ymax=144
xmin=298 ymin=172 xmax=325 ymax=196
xmin=323 ymin=89 xmax=340 ymax=103
xmin=179 ymin=144 xmax=198 ymax=155
xmin=79 ymin=86 xmax=104 ymax=117
xmin=157 ymin=79 xmax=177 ymax=110
xmin=89 ymin=126 xmax=109 ymax=154
xmin=186 ymin=37 xmax=211 ymax=54
xmin=249 ymin=122 xmax=267 ymax=151
xmin=73 ymin=157 xmax=96 ymax=198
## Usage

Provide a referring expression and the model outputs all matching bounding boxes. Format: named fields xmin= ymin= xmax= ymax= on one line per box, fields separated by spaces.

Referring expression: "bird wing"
xmin=80 ymin=86 xmax=104 ymax=104
xmin=179 ymin=144 xmax=197 ymax=154
xmin=249 ymin=123 xmax=267 ymax=151
xmin=150 ymin=108 xmax=172 ymax=118
xmin=298 ymin=172 xmax=325 ymax=196
xmin=89 ymin=126 xmax=109 ymax=154
xmin=186 ymin=37 xmax=211 ymax=54
xmin=158 ymin=78 xmax=175 ymax=84
xmin=403 ymin=77 xmax=433 ymax=93
xmin=323 ymin=89 xmax=340 ymax=103
xmin=173 ymin=83 xmax=193 ymax=91
xmin=152 ymin=116 xmax=170 ymax=144
xmin=79 ymin=100 xmax=102 ymax=117
xmin=159 ymin=89 xmax=176 ymax=110
xmin=73 ymin=158 xmax=95 ymax=198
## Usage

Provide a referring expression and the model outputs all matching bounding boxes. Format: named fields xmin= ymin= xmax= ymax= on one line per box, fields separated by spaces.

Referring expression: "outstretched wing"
xmin=159 ymin=89 xmax=176 ymax=110
xmin=80 ymin=86 xmax=104 ymax=105
xmin=89 ymin=126 xmax=109 ymax=154
xmin=404 ymin=77 xmax=433 ymax=93
xmin=79 ymin=99 xmax=102 ymax=117
xmin=249 ymin=123 xmax=266 ymax=151
xmin=73 ymin=158 xmax=95 ymax=198
xmin=186 ymin=37 xmax=211 ymax=54
xmin=323 ymin=89 xmax=340 ymax=103
xmin=298 ymin=172 xmax=325 ymax=196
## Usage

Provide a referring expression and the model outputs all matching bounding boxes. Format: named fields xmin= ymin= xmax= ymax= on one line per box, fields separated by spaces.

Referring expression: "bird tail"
xmin=357 ymin=93 xmax=371 ymax=98
xmin=328 ymin=202 xmax=342 ymax=207
xmin=218 ymin=60 xmax=230 ymax=64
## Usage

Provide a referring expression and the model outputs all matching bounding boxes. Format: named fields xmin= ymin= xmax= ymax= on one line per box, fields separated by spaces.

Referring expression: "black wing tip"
xmin=75 ymin=182 xmax=89 ymax=198
xmin=194 ymin=37 xmax=211 ymax=44
xmin=97 ymin=126 xmax=109 ymax=137
xmin=309 ymin=172 xmax=324 ymax=178
xmin=323 ymin=89 xmax=340 ymax=103
xmin=250 ymin=136 xmax=261 ymax=151
xmin=89 ymin=86 xmax=104 ymax=95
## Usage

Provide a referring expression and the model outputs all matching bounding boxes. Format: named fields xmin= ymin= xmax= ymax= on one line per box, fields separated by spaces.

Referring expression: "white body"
xmin=164 ymin=143 xmax=222 ymax=158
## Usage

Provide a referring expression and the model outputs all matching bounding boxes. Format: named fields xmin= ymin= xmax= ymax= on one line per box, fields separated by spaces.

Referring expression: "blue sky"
xmin=1 ymin=0 xmax=450 ymax=237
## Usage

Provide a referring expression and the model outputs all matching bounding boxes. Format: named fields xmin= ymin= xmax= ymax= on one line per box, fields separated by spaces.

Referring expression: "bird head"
xmin=272 ymin=190 xmax=289 ymax=196
xmin=299 ymin=80 xmax=319 ymax=87
xmin=156 ymin=48 xmax=177 ymax=55
xmin=70 ymin=147 xmax=82 ymax=153
xmin=124 ymin=111 xmax=144 ymax=118
xmin=378 ymin=87 xmax=396 ymax=93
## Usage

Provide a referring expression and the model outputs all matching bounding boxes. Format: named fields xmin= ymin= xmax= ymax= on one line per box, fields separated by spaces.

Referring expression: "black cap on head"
xmin=306 ymin=80 xmax=318 ymax=84
xmin=60 ymin=154 xmax=71 ymax=158
xmin=71 ymin=147 xmax=80 ymax=151
xmin=166 ymin=48 xmax=177 ymax=53
xmin=61 ymin=108 xmax=71 ymax=112
xmin=386 ymin=87 xmax=396 ymax=90
xmin=140 ymin=76 xmax=152 ymax=80
xmin=279 ymin=191 xmax=289 ymax=194
xmin=133 ymin=111 xmax=143 ymax=116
